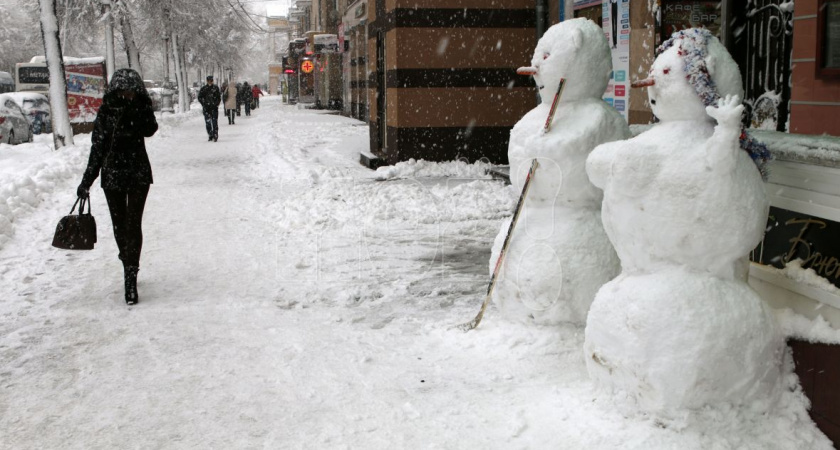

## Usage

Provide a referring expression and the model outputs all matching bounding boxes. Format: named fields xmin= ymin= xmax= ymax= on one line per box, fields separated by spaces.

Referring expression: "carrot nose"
xmin=631 ymin=78 xmax=655 ymax=88
xmin=517 ymin=66 xmax=537 ymax=76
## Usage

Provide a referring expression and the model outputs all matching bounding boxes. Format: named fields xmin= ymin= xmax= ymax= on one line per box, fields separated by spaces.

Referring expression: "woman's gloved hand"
xmin=77 ymin=184 xmax=90 ymax=199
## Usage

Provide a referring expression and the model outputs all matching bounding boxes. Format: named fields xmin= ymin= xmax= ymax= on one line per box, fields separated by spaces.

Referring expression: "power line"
xmin=224 ymin=0 xmax=270 ymax=34
xmin=235 ymin=0 xmax=270 ymax=32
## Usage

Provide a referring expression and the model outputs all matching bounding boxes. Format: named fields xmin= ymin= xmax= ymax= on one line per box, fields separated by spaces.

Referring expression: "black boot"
xmin=124 ymin=266 xmax=139 ymax=305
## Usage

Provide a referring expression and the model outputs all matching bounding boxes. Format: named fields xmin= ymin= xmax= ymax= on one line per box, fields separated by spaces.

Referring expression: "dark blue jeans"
xmin=203 ymin=108 xmax=218 ymax=138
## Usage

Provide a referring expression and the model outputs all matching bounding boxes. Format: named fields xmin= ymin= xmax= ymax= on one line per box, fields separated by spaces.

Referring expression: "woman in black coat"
xmin=77 ymin=68 xmax=158 ymax=305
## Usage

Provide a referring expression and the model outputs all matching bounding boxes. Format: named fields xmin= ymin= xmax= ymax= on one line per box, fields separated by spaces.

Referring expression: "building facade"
xmin=364 ymin=0 xmax=540 ymax=165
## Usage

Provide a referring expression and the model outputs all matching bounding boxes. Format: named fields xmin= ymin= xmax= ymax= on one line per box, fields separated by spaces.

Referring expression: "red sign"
xmin=65 ymin=62 xmax=106 ymax=124
xmin=615 ymin=85 xmax=626 ymax=97
xmin=301 ymin=60 xmax=314 ymax=73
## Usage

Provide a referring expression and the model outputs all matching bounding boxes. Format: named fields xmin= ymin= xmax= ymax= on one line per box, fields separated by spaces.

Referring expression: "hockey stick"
xmin=455 ymin=158 xmax=540 ymax=332
xmin=543 ymin=78 xmax=566 ymax=134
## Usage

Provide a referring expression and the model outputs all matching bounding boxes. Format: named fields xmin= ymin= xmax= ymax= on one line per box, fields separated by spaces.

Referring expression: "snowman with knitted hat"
xmin=488 ymin=18 xmax=629 ymax=325
xmin=583 ymin=29 xmax=783 ymax=418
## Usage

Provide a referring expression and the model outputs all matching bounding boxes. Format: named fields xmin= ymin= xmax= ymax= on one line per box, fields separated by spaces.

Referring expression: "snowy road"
xmin=0 ymin=97 xmax=831 ymax=449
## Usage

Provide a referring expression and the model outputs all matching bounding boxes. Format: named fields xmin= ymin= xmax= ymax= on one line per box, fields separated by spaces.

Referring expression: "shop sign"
xmin=601 ymin=0 xmax=630 ymax=122
xmin=314 ymin=34 xmax=340 ymax=54
xmin=301 ymin=60 xmax=315 ymax=73
xmin=660 ymin=0 xmax=722 ymax=41
xmin=752 ymin=206 xmax=840 ymax=290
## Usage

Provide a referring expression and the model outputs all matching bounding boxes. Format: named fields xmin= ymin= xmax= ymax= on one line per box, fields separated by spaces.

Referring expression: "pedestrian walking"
xmin=251 ymin=83 xmax=262 ymax=109
xmin=235 ymin=82 xmax=243 ymax=116
xmin=198 ymin=75 xmax=221 ymax=141
xmin=222 ymin=81 xmax=237 ymax=125
xmin=75 ymin=68 xmax=158 ymax=306
xmin=242 ymin=82 xmax=253 ymax=116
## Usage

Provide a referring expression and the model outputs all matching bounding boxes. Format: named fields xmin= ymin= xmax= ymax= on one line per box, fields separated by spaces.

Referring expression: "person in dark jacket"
xmin=198 ymin=75 xmax=221 ymax=141
xmin=235 ymin=82 xmax=243 ymax=116
xmin=76 ymin=68 xmax=158 ymax=305
xmin=242 ymin=82 xmax=253 ymax=116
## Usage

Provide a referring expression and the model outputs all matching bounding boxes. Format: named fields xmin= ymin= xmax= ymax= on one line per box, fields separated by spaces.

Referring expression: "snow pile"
xmin=0 ymin=106 xmax=197 ymax=251
xmin=0 ymin=136 xmax=90 ymax=250
xmin=777 ymin=308 xmax=840 ymax=344
xmin=771 ymin=258 xmax=840 ymax=297
xmin=752 ymin=129 xmax=840 ymax=168
xmin=490 ymin=18 xmax=628 ymax=325
xmin=585 ymin=29 xmax=783 ymax=418
xmin=373 ymin=158 xmax=492 ymax=181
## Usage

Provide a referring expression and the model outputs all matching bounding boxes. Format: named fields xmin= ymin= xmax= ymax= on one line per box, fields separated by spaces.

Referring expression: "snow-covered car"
xmin=0 ymin=93 xmax=34 ymax=144
xmin=7 ymin=92 xmax=51 ymax=134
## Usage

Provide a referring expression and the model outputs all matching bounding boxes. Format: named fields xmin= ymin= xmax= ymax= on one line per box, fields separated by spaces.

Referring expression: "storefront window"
xmin=573 ymin=4 xmax=603 ymax=27
xmin=819 ymin=0 xmax=840 ymax=76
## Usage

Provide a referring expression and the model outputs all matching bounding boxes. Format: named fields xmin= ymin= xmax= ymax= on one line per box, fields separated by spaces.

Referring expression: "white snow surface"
xmin=490 ymin=19 xmax=627 ymax=325
xmin=373 ymin=158 xmax=492 ymax=181
xmin=0 ymin=96 xmax=831 ymax=448
xmin=777 ymin=308 xmax=840 ymax=345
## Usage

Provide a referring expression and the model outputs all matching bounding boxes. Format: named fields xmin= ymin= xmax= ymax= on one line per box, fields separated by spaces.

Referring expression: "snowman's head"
xmin=640 ymin=29 xmax=744 ymax=122
xmin=526 ymin=18 xmax=612 ymax=104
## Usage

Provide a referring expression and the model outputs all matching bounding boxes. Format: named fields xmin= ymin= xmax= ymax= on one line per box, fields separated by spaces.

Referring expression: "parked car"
xmin=8 ymin=92 xmax=51 ymax=134
xmin=0 ymin=71 xmax=14 ymax=93
xmin=0 ymin=93 xmax=34 ymax=144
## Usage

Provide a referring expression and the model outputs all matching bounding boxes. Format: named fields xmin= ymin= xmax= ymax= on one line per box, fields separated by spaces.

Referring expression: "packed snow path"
xmin=0 ymin=97 xmax=831 ymax=449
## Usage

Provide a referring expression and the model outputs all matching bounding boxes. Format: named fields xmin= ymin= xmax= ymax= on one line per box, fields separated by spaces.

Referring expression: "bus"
xmin=15 ymin=56 xmax=107 ymax=132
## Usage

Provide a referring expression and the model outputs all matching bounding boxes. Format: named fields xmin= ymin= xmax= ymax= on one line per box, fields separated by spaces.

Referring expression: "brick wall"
xmin=790 ymin=0 xmax=840 ymax=135
xmin=367 ymin=0 xmax=537 ymax=165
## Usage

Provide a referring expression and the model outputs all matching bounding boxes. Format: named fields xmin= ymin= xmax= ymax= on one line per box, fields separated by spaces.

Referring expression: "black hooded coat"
xmin=80 ymin=68 xmax=159 ymax=191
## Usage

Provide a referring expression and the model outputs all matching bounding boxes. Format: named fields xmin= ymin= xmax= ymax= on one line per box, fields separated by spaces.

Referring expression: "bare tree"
xmin=38 ymin=0 xmax=74 ymax=149
xmin=117 ymin=0 xmax=142 ymax=75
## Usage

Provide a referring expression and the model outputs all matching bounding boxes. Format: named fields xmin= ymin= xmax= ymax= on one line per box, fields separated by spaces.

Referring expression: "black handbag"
xmin=52 ymin=197 xmax=97 ymax=250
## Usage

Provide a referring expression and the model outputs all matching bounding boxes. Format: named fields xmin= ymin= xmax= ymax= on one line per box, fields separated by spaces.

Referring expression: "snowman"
xmin=489 ymin=18 xmax=629 ymax=325
xmin=583 ymin=29 xmax=782 ymax=417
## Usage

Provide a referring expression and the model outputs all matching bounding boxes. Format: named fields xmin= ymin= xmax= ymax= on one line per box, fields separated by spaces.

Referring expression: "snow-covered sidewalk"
xmin=0 ymin=96 xmax=831 ymax=449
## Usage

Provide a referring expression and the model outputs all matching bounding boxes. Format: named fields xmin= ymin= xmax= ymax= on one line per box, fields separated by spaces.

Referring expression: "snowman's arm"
xmin=584 ymin=112 xmax=632 ymax=189
xmin=705 ymin=95 xmax=745 ymax=172
xmin=586 ymin=140 xmax=619 ymax=190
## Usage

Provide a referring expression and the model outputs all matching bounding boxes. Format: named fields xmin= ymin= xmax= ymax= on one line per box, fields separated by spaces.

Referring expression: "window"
xmin=817 ymin=0 xmax=840 ymax=77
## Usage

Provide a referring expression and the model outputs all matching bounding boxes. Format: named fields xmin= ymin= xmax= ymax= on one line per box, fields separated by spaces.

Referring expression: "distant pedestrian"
xmin=198 ymin=75 xmax=221 ymax=141
xmin=235 ymin=82 xmax=243 ymax=116
xmin=76 ymin=68 xmax=158 ymax=306
xmin=251 ymin=83 xmax=262 ymax=109
xmin=242 ymin=82 xmax=253 ymax=116
xmin=222 ymin=81 xmax=237 ymax=125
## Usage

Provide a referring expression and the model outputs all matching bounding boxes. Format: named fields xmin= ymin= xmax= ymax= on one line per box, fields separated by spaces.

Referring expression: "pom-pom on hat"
xmin=657 ymin=29 xmax=772 ymax=180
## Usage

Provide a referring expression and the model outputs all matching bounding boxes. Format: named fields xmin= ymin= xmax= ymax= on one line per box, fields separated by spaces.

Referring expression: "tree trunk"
xmin=118 ymin=1 xmax=142 ymax=76
xmin=171 ymin=32 xmax=187 ymax=112
xmin=38 ymin=0 xmax=74 ymax=149
xmin=102 ymin=0 xmax=116 ymax=81
xmin=179 ymin=44 xmax=189 ymax=110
